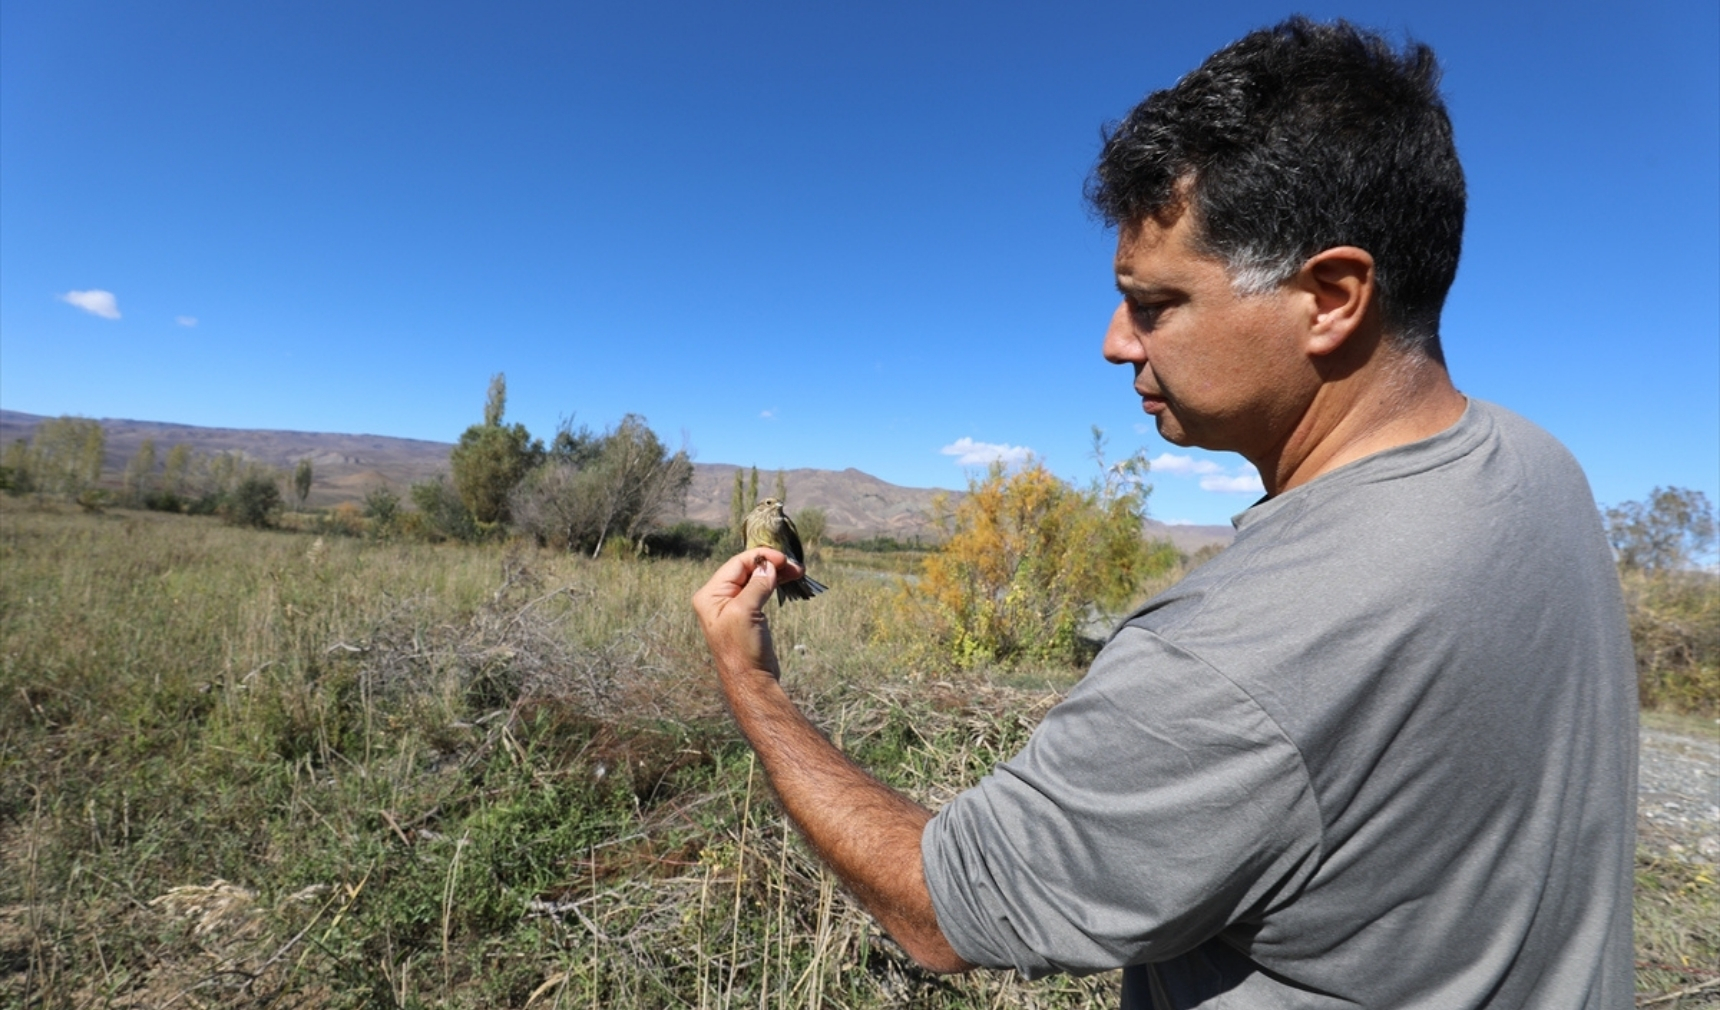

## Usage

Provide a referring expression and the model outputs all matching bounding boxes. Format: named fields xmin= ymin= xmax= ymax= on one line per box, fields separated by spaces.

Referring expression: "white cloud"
xmin=759 ymin=408 xmax=776 ymax=420
xmin=1200 ymin=473 xmax=1265 ymax=494
xmin=60 ymin=289 xmax=120 ymax=319
xmin=940 ymin=436 xmax=1034 ymax=468
xmin=176 ymin=315 xmax=198 ymax=327
xmin=1149 ymin=452 xmax=1223 ymax=477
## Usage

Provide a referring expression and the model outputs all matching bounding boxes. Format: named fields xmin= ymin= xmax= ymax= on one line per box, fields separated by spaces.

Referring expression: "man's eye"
xmin=1129 ymin=301 xmax=1166 ymax=328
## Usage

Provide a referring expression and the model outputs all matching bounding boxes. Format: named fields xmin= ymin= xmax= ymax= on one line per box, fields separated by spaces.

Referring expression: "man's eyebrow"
xmin=1115 ymin=278 xmax=1173 ymax=298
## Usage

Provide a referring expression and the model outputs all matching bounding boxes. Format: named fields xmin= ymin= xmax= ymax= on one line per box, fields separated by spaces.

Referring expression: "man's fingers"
xmin=693 ymin=550 xmax=787 ymax=681
xmin=738 ymin=555 xmax=779 ymax=610
xmin=694 ymin=548 xmax=793 ymax=622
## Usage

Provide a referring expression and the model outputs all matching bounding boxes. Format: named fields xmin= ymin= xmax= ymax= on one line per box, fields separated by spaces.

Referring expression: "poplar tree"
xmin=293 ymin=458 xmax=314 ymax=508
xmin=162 ymin=444 xmax=192 ymax=498
xmin=729 ymin=470 xmax=747 ymax=547
xmin=30 ymin=417 xmax=105 ymax=495
xmin=450 ymin=373 xmax=541 ymax=525
xmin=124 ymin=439 xmax=158 ymax=504
xmin=2 ymin=439 xmax=35 ymax=493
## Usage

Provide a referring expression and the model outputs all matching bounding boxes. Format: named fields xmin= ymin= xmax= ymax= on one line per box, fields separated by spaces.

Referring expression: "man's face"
xmin=1102 ymin=208 xmax=1314 ymax=459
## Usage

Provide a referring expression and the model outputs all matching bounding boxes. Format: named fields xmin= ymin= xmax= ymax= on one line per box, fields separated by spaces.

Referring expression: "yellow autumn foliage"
xmin=897 ymin=446 xmax=1175 ymax=668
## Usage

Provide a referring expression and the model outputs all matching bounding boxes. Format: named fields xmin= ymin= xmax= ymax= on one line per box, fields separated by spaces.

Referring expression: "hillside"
xmin=0 ymin=409 xmax=1232 ymax=549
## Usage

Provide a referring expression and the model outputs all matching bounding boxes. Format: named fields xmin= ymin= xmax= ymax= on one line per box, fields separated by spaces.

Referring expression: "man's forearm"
xmin=692 ymin=551 xmax=972 ymax=973
xmin=717 ymin=663 xmax=971 ymax=973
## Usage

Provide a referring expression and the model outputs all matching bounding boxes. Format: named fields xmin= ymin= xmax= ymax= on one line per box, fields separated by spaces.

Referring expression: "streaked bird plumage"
xmin=743 ymin=498 xmax=828 ymax=604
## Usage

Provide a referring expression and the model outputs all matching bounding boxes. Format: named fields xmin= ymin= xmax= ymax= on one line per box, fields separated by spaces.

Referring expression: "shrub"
xmin=363 ymin=485 xmax=400 ymax=524
xmin=143 ymin=490 xmax=185 ymax=513
xmin=895 ymin=446 xmax=1172 ymax=669
xmin=227 ymin=475 xmax=283 ymax=528
xmin=317 ymin=501 xmax=367 ymax=537
xmin=411 ymin=473 xmax=482 ymax=542
xmin=1624 ymin=568 xmax=1720 ymax=714
xmin=641 ymin=521 xmax=725 ymax=560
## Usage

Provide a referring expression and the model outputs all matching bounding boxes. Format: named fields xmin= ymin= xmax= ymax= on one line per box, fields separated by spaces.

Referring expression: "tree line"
xmin=0 ymin=415 xmax=291 ymax=525
xmin=0 ymin=376 xmax=811 ymax=557
xmin=405 ymin=373 xmax=703 ymax=557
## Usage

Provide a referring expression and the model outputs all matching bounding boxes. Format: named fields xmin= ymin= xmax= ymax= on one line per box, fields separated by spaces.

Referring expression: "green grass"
xmin=2 ymin=499 xmax=1712 ymax=1006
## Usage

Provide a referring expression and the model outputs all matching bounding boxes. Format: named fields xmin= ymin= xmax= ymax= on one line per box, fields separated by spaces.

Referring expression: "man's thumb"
xmin=741 ymin=556 xmax=778 ymax=608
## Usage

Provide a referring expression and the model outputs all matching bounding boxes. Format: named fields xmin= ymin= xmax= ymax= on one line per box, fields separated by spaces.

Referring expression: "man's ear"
xmin=1296 ymin=246 xmax=1375 ymax=356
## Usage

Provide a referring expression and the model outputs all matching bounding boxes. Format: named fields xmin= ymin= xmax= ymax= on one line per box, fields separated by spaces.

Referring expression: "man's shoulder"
xmin=1122 ymin=397 xmax=1605 ymax=663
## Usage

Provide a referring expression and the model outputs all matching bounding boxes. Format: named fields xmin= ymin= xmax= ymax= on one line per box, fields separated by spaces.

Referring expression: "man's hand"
xmin=692 ymin=548 xmax=801 ymax=683
xmin=691 ymin=551 xmax=974 ymax=975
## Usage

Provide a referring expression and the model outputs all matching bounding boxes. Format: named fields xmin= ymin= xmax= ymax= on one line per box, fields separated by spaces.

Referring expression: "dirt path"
xmin=1638 ymin=716 xmax=1720 ymax=863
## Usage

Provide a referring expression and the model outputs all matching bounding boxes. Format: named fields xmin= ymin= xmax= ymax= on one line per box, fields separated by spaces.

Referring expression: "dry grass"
xmin=1 ymin=498 xmax=1711 ymax=1006
xmin=0 ymin=499 xmax=1109 ymax=1008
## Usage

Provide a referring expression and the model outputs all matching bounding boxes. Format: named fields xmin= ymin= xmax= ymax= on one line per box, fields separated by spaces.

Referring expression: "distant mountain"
xmin=1 ymin=409 xmax=453 ymax=508
xmin=0 ymin=409 xmax=1232 ymax=550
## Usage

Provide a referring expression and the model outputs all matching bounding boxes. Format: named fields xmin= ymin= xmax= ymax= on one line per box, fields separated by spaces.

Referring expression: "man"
xmin=693 ymin=17 xmax=1636 ymax=1008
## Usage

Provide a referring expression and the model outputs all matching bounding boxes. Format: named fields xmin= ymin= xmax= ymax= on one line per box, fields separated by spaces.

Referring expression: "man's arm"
xmin=692 ymin=550 xmax=974 ymax=974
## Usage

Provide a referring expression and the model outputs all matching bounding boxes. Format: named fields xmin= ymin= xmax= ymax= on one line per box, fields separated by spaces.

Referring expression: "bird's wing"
xmin=783 ymin=519 xmax=807 ymax=567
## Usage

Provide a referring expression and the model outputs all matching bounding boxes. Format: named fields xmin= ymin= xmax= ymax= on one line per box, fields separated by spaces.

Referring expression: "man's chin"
xmin=1152 ymin=414 xmax=1194 ymax=447
xmin=1153 ymin=415 xmax=1230 ymax=454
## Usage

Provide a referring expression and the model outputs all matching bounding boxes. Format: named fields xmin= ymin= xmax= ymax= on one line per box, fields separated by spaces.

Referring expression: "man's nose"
xmin=1103 ymin=302 xmax=1141 ymax=364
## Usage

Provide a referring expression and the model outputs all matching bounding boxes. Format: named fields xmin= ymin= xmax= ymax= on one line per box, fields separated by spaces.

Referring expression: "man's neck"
xmin=1253 ymin=348 xmax=1467 ymax=497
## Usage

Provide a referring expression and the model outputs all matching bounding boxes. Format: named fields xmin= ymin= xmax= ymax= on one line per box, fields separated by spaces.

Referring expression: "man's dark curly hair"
xmin=1087 ymin=17 xmax=1466 ymax=358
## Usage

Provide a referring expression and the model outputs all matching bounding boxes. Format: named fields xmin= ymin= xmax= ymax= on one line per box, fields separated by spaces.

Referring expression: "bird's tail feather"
xmin=775 ymin=575 xmax=828 ymax=605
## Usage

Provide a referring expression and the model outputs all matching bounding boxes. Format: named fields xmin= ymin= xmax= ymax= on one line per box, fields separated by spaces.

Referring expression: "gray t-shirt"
xmin=921 ymin=400 xmax=1637 ymax=1008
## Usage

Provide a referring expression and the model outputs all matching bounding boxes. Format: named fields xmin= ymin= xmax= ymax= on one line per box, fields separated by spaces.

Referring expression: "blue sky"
xmin=2 ymin=0 xmax=1715 ymax=526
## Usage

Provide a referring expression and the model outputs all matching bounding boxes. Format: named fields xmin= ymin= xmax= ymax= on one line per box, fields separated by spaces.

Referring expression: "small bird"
xmin=743 ymin=498 xmax=828 ymax=604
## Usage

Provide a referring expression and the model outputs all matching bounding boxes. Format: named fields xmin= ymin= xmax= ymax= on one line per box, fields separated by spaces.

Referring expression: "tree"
xmin=548 ymin=417 xmax=601 ymax=469
xmin=794 ymin=506 xmax=827 ymax=560
xmin=728 ymin=469 xmax=748 ymax=549
xmin=293 ymin=458 xmax=314 ymax=508
xmin=725 ymin=466 xmax=765 ymax=553
xmin=2 ymin=439 xmax=36 ymax=494
xmin=773 ymin=469 xmax=788 ymax=504
xmin=589 ymin=415 xmax=694 ymax=556
xmin=509 ymin=414 xmax=693 ymax=556
xmin=1606 ymin=487 xmax=1717 ymax=572
xmin=123 ymin=439 xmax=158 ymax=505
xmin=449 ymin=373 xmax=541 ymax=525
xmin=483 ymin=372 xmax=506 ymax=427
xmin=162 ymin=444 xmax=192 ymax=497
xmin=31 ymin=416 xmax=105 ymax=496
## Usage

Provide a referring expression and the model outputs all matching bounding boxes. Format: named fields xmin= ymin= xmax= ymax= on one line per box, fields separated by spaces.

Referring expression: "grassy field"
xmin=2 ymin=500 xmax=1714 ymax=1007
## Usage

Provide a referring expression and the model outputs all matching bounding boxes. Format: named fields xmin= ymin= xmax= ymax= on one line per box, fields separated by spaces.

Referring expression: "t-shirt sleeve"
xmin=920 ymin=627 xmax=1323 ymax=978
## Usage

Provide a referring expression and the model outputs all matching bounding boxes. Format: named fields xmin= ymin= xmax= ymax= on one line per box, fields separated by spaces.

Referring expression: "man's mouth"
xmin=1136 ymin=386 xmax=1167 ymax=413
